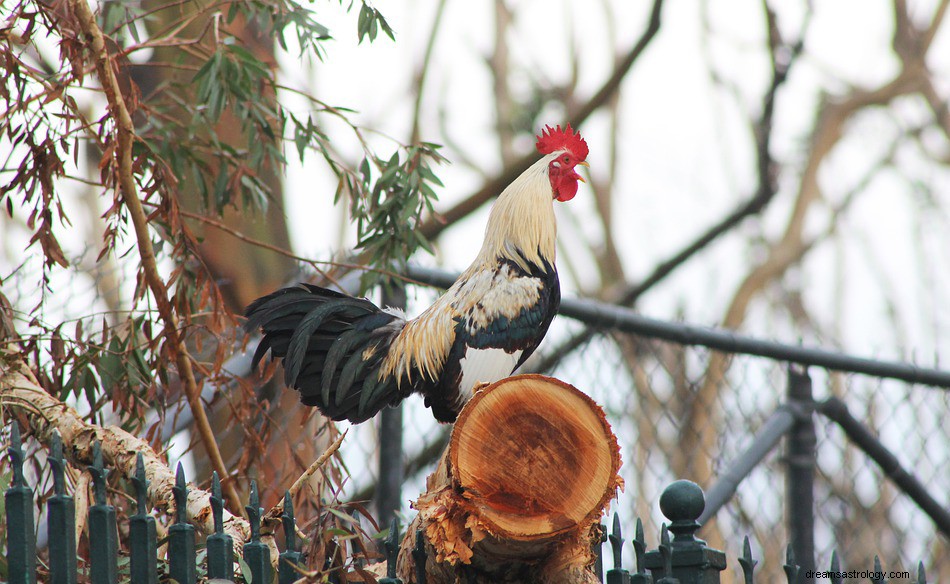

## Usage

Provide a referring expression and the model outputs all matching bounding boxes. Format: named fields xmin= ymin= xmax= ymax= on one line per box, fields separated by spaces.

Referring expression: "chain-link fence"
xmin=340 ymin=267 xmax=950 ymax=582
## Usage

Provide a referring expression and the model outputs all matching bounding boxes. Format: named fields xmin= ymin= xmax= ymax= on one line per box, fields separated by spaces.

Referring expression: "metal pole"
xmin=377 ymin=284 xmax=406 ymax=532
xmin=404 ymin=265 xmax=950 ymax=388
xmin=785 ymin=366 xmax=816 ymax=584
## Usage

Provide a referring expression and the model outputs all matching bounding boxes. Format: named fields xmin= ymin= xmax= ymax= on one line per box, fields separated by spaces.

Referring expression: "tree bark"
xmin=397 ymin=375 xmax=622 ymax=583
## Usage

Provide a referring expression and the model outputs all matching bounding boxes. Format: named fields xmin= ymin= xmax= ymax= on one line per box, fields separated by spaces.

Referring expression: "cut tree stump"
xmin=397 ymin=374 xmax=623 ymax=583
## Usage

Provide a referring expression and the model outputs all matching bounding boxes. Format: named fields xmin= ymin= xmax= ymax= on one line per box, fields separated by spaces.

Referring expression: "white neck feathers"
xmin=474 ymin=154 xmax=559 ymax=273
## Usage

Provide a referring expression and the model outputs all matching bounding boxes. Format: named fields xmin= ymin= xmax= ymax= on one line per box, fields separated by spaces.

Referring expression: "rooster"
xmin=246 ymin=124 xmax=588 ymax=423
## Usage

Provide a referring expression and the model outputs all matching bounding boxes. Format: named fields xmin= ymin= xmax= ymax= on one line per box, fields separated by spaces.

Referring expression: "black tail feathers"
xmin=245 ymin=284 xmax=407 ymax=423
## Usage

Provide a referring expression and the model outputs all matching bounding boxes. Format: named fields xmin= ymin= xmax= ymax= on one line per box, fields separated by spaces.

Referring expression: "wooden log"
xmin=398 ymin=374 xmax=623 ymax=583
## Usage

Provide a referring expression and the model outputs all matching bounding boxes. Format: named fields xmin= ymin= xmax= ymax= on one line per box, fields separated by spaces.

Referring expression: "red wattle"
xmin=555 ymin=177 xmax=579 ymax=202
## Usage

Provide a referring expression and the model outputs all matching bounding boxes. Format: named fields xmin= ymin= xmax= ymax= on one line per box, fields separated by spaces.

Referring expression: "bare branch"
xmin=533 ymin=4 xmax=809 ymax=374
xmin=418 ymin=0 xmax=665 ymax=241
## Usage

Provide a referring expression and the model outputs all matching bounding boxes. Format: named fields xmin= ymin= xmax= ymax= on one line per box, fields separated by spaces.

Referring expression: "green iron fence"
xmin=4 ymin=425 xmax=933 ymax=583
xmin=3 ymin=424 xmax=302 ymax=584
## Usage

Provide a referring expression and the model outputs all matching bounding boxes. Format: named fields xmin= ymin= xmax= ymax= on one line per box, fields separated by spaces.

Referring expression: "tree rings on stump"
xmin=449 ymin=374 xmax=621 ymax=540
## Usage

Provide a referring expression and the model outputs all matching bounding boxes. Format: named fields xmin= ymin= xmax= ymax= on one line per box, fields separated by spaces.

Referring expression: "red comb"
xmin=535 ymin=124 xmax=588 ymax=160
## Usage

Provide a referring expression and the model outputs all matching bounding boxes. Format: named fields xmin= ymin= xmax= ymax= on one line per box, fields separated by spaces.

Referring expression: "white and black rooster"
xmin=246 ymin=124 xmax=589 ymax=423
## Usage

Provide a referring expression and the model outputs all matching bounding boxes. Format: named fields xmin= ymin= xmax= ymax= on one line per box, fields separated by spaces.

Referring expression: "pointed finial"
xmin=916 ymin=561 xmax=927 ymax=584
xmin=282 ymin=491 xmax=296 ymax=552
xmin=608 ymin=512 xmax=624 ymax=570
xmin=50 ymin=430 xmax=66 ymax=495
xmin=246 ymin=480 xmax=262 ymax=541
xmin=384 ymin=517 xmax=399 ymax=578
xmin=738 ymin=536 xmax=756 ymax=584
xmin=633 ymin=517 xmax=646 ymax=574
xmin=132 ymin=452 xmax=149 ymax=514
xmin=413 ymin=529 xmax=427 ymax=584
xmin=211 ymin=472 xmax=224 ymax=534
xmin=871 ymin=556 xmax=885 ymax=583
xmin=8 ymin=424 xmax=27 ymax=487
xmin=829 ymin=551 xmax=842 ymax=584
xmin=90 ymin=440 xmax=109 ymax=506
xmin=172 ymin=463 xmax=188 ymax=524
xmin=659 ymin=524 xmax=672 ymax=575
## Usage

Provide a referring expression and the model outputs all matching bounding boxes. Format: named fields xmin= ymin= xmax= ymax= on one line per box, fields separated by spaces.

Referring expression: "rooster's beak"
xmin=576 ymin=161 xmax=590 ymax=182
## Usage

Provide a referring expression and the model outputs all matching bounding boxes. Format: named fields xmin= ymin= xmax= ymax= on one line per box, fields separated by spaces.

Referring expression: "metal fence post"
xmin=48 ymin=431 xmax=77 ymax=584
xmin=169 ymin=464 xmax=196 ymax=584
xmin=88 ymin=442 xmax=118 ymax=584
xmin=785 ymin=366 xmax=816 ymax=583
xmin=5 ymin=424 xmax=36 ymax=584
xmin=129 ymin=453 xmax=157 ymax=584
xmin=279 ymin=491 xmax=303 ymax=584
xmin=244 ymin=480 xmax=272 ymax=584
xmin=643 ymin=480 xmax=725 ymax=583
xmin=377 ymin=284 xmax=406 ymax=532
xmin=206 ymin=472 xmax=234 ymax=581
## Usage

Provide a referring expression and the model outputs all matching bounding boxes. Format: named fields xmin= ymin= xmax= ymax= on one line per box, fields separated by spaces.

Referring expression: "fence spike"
xmin=9 ymin=423 xmax=25 ymax=484
xmin=782 ymin=544 xmax=800 ymax=584
xmin=608 ymin=512 xmax=624 ymax=570
xmin=279 ymin=491 xmax=304 ymax=584
xmin=244 ymin=480 xmax=272 ymax=584
xmin=604 ymin=512 xmax=631 ymax=583
xmin=633 ymin=517 xmax=647 ymax=575
xmin=132 ymin=453 xmax=148 ymax=514
xmin=50 ymin=430 xmax=66 ymax=495
xmin=654 ymin=524 xmax=679 ymax=584
xmin=917 ymin=561 xmax=927 ymax=584
xmin=87 ymin=441 xmax=118 ymax=584
xmin=6 ymin=423 xmax=37 ymax=584
xmin=172 ymin=462 xmax=188 ymax=524
xmin=211 ymin=472 xmax=224 ymax=533
xmin=413 ymin=529 xmax=428 ymax=584
xmin=282 ymin=491 xmax=297 ymax=551
xmin=871 ymin=556 xmax=886 ymax=583
xmin=206 ymin=471 xmax=234 ymax=581
xmin=829 ymin=551 xmax=842 ymax=584
xmin=378 ymin=517 xmax=402 ymax=583
xmin=90 ymin=440 xmax=108 ymax=506
xmin=168 ymin=463 xmax=196 ymax=584
xmin=129 ymin=452 xmax=157 ymax=584
xmin=47 ymin=429 xmax=77 ymax=584
xmin=738 ymin=536 xmax=756 ymax=584
xmin=247 ymin=480 xmax=262 ymax=539
xmin=385 ymin=517 xmax=399 ymax=578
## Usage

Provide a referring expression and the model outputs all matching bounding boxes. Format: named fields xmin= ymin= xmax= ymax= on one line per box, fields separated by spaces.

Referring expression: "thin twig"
xmin=66 ymin=0 xmax=241 ymax=513
xmin=261 ymin=429 xmax=347 ymax=533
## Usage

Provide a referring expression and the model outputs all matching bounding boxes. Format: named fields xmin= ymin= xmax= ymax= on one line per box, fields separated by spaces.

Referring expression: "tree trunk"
xmin=398 ymin=374 xmax=622 ymax=583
